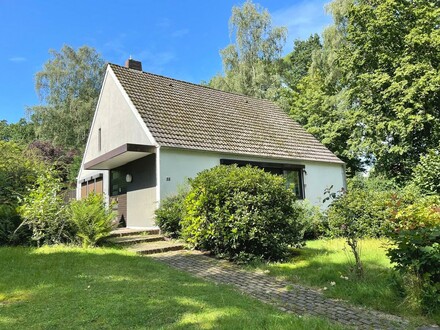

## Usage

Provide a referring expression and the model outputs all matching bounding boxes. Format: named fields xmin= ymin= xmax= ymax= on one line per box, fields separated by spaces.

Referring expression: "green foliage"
xmin=208 ymin=1 xmax=287 ymax=104
xmin=296 ymin=200 xmax=328 ymax=239
xmin=326 ymin=176 xmax=400 ymax=276
xmin=0 ymin=118 xmax=36 ymax=144
xmin=253 ymin=238 xmax=439 ymax=324
xmin=289 ymin=0 xmax=440 ymax=179
xmin=0 ymin=141 xmax=43 ymax=205
xmin=288 ymin=25 xmax=363 ymax=175
xmin=327 ymin=176 xmax=397 ymax=239
xmin=28 ymin=45 xmax=105 ymax=150
xmin=68 ymin=193 xmax=116 ymax=248
xmin=17 ymin=168 xmax=71 ymax=246
xmin=155 ymin=188 xmax=188 ymax=238
xmin=0 ymin=204 xmax=31 ymax=246
xmin=339 ymin=0 xmax=440 ymax=179
xmin=282 ymin=34 xmax=321 ymax=92
xmin=413 ymin=149 xmax=440 ymax=195
xmin=182 ymin=165 xmax=305 ymax=263
xmin=387 ymin=195 xmax=440 ymax=314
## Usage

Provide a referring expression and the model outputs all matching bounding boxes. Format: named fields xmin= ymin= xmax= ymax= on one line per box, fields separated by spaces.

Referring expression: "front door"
xmin=111 ymin=194 xmax=127 ymax=227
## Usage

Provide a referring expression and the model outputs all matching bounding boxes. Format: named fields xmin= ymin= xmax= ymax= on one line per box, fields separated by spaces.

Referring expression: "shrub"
xmin=413 ymin=149 xmax=440 ymax=195
xmin=325 ymin=176 xmax=399 ymax=276
xmin=0 ymin=141 xmax=43 ymax=205
xmin=182 ymin=165 xmax=305 ymax=263
xmin=327 ymin=176 xmax=397 ymax=238
xmin=296 ymin=200 xmax=328 ymax=239
xmin=68 ymin=193 xmax=116 ymax=248
xmin=0 ymin=204 xmax=31 ymax=246
xmin=387 ymin=195 xmax=440 ymax=314
xmin=155 ymin=188 xmax=188 ymax=238
xmin=17 ymin=168 xmax=71 ymax=246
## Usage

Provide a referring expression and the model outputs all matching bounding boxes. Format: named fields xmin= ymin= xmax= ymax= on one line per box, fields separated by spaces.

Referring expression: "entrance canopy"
xmin=84 ymin=143 xmax=156 ymax=170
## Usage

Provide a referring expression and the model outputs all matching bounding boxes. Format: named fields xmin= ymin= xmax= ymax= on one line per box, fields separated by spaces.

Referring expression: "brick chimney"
xmin=125 ymin=58 xmax=142 ymax=71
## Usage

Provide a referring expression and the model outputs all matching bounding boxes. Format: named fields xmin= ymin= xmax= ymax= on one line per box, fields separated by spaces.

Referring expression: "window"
xmin=220 ymin=159 xmax=305 ymax=199
xmin=110 ymin=170 xmax=128 ymax=196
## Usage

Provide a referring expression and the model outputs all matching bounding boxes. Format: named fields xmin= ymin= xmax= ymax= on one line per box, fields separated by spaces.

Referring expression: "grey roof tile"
xmin=109 ymin=64 xmax=343 ymax=164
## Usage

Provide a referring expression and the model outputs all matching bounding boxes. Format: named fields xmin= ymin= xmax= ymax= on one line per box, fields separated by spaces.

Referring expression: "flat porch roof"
xmin=84 ymin=143 xmax=156 ymax=170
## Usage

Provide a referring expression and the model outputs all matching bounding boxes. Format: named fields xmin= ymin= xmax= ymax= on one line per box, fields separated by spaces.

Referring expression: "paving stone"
xmin=150 ymin=250 xmax=413 ymax=329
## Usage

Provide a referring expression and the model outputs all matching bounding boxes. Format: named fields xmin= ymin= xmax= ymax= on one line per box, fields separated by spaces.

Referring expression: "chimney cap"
xmin=125 ymin=58 xmax=142 ymax=71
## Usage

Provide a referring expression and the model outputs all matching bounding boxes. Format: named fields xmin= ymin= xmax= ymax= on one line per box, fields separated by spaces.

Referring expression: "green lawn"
xmin=0 ymin=246 xmax=344 ymax=330
xmin=251 ymin=238 xmax=440 ymax=326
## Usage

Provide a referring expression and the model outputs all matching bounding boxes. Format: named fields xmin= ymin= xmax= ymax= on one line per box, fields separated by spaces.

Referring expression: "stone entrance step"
xmin=128 ymin=241 xmax=185 ymax=255
xmin=109 ymin=228 xmax=160 ymax=238
xmin=107 ymin=234 xmax=165 ymax=245
xmin=107 ymin=227 xmax=184 ymax=255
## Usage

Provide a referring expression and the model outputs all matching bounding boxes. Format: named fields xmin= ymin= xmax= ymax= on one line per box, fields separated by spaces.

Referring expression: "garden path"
xmin=150 ymin=250 xmax=411 ymax=330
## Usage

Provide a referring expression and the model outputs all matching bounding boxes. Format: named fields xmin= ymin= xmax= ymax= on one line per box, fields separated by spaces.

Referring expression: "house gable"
xmin=83 ymin=66 xmax=155 ymax=165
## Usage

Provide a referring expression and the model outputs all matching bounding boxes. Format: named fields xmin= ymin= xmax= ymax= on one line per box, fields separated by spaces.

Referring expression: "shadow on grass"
xmin=0 ymin=246 xmax=343 ymax=330
xmin=252 ymin=241 xmax=438 ymax=324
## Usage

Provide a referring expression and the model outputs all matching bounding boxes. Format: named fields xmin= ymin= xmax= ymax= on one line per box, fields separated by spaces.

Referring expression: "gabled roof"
xmin=109 ymin=63 xmax=343 ymax=164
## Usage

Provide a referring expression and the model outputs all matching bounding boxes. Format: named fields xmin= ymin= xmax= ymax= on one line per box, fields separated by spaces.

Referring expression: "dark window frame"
xmin=220 ymin=159 xmax=305 ymax=199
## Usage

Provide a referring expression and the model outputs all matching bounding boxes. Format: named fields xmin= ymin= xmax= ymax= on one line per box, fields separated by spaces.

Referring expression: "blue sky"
xmin=0 ymin=0 xmax=332 ymax=123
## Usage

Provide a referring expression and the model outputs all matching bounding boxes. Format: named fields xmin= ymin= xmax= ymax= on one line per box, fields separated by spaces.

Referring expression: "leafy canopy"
xmin=289 ymin=0 xmax=440 ymax=179
xmin=28 ymin=45 xmax=105 ymax=150
xmin=208 ymin=0 xmax=287 ymax=102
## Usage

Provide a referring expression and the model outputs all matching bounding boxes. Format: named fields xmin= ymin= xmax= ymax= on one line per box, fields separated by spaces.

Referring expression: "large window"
xmin=220 ymin=159 xmax=305 ymax=199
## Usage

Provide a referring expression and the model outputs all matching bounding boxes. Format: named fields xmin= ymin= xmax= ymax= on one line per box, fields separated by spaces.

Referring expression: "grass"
xmin=251 ymin=238 xmax=440 ymax=326
xmin=0 ymin=246 xmax=345 ymax=330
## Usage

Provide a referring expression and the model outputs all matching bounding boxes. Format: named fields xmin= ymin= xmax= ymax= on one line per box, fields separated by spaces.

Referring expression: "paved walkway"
xmin=150 ymin=250 xmax=410 ymax=330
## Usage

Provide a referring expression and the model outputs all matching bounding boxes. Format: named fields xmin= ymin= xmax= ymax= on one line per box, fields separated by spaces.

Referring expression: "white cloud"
xmin=9 ymin=56 xmax=27 ymax=62
xmin=156 ymin=18 xmax=171 ymax=28
xmin=134 ymin=50 xmax=176 ymax=74
xmin=272 ymin=0 xmax=333 ymax=51
xmin=103 ymin=33 xmax=128 ymax=56
xmin=102 ymin=34 xmax=176 ymax=74
xmin=171 ymin=28 xmax=189 ymax=38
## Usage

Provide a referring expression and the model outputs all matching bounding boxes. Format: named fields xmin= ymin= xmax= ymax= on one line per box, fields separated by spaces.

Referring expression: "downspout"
xmin=155 ymin=146 xmax=161 ymax=209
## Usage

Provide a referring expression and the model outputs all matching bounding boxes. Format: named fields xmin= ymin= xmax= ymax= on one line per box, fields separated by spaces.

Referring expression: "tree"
xmin=290 ymin=0 xmax=440 ymax=179
xmin=28 ymin=140 xmax=77 ymax=184
xmin=0 ymin=141 xmax=44 ymax=205
xmin=413 ymin=149 xmax=440 ymax=195
xmin=282 ymin=34 xmax=322 ymax=91
xmin=289 ymin=0 xmax=364 ymax=175
xmin=208 ymin=0 xmax=287 ymax=102
xmin=0 ymin=118 xmax=35 ymax=144
xmin=28 ymin=45 xmax=105 ymax=150
xmin=339 ymin=0 xmax=440 ymax=180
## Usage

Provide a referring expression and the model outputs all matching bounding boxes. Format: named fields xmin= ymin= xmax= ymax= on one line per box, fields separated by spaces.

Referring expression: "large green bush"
xmin=68 ymin=193 xmax=116 ymax=248
xmin=182 ymin=165 xmax=305 ymax=262
xmin=155 ymin=188 xmax=188 ymax=238
xmin=413 ymin=149 xmax=440 ymax=195
xmin=17 ymin=169 xmax=72 ymax=246
xmin=387 ymin=195 xmax=440 ymax=314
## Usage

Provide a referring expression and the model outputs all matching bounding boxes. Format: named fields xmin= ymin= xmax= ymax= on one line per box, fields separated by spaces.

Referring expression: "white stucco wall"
xmin=302 ymin=162 xmax=346 ymax=208
xmin=159 ymin=147 xmax=345 ymax=208
xmin=127 ymin=187 xmax=156 ymax=228
xmin=84 ymin=71 xmax=153 ymax=164
xmin=77 ymin=68 xmax=156 ymax=212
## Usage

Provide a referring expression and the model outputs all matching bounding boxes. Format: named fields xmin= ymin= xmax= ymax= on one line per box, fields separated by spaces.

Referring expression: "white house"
xmin=77 ymin=59 xmax=346 ymax=229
